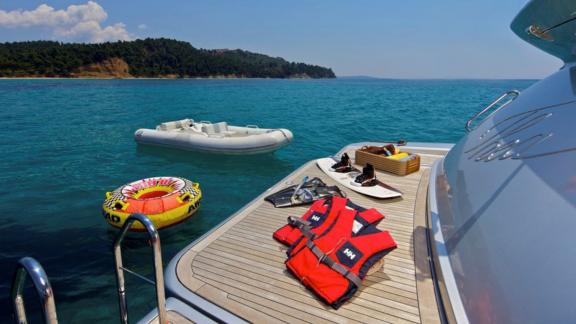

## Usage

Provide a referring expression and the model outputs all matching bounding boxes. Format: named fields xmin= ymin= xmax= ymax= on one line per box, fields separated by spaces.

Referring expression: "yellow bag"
xmin=387 ymin=152 xmax=410 ymax=160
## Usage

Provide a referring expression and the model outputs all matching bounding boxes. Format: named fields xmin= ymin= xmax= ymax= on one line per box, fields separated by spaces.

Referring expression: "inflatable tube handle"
xmin=114 ymin=200 xmax=129 ymax=211
xmin=177 ymin=192 xmax=192 ymax=203
xmin=106 ymin=192 xmax=129 ymax=211
xmin=246 ymin=124 xmax=259 ymax=128
xmin=192 ymin=182 xmax=200 ymax=189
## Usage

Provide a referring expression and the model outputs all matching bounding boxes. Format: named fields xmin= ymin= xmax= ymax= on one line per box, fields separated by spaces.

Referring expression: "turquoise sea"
xmin=0 ymin=78 xmax=535 ymax=322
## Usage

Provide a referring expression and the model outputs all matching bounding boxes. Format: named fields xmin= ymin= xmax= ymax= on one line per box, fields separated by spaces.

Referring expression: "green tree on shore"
xmin=0 ymin=38 xmax=336 ymax=78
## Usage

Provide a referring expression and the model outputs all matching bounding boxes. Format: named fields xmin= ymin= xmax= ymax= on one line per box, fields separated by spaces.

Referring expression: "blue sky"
xmin=0 ymin=1 xmax=562 ymax=79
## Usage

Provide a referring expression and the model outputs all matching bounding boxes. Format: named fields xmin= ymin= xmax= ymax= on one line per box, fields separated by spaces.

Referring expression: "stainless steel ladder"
xmin=11 ymin=257 xmax=58 ymax=324
xmin=114 ymin=213 xmax=167 ymax=324
xmin=465 ymin=90 xmax=520 ymax=132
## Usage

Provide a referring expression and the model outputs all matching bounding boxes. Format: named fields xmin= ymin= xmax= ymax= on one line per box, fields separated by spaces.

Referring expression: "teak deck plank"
xmin=176 ymin=148 xmax=445 ymax=323
xmin=198 ymin=244 xmax=419 ymax=311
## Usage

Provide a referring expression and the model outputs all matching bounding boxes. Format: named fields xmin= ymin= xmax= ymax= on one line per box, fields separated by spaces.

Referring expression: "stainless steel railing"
xmin=11 ymin=257 xmax=58 ymax=324
xmin=113 ymin=214 xmax=167 ymax=324
xmin=465 ymin=90 xmax=520 ymax=132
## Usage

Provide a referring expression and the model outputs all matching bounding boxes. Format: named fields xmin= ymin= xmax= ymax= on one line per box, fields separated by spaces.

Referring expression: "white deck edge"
xmin=137 ymin=297 xmax=218 ymax=324
xmin=428 ymin=160 xmax=470 ymax=324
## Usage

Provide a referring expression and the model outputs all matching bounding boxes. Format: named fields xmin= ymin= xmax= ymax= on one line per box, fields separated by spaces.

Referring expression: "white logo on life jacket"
xmin=343 ymin=248 xmax=357 ymax=260
xmin=311 ymin=215 xmax=321 ymax=222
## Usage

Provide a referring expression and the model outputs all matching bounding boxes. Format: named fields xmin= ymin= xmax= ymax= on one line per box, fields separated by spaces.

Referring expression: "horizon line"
xmin=336 ymin=75 xmax=541 ymax=81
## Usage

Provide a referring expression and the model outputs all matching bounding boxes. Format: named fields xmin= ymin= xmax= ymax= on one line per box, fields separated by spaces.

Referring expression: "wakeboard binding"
xmin=330 ymin=153 xmax=352 ymax=173
xmin=353 ymin=163 xmax=377 ymax=187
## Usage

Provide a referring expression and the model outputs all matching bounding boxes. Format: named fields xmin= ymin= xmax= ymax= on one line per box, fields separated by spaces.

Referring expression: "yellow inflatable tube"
xmin=102 ymin=176 xmax=202 ymax=231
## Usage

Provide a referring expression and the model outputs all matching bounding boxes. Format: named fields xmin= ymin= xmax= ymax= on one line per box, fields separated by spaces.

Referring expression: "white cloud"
xmin=0 ymin=1 xmax=132 ymax=43
xmin=137 ymin=24 xmax=147 ymax=30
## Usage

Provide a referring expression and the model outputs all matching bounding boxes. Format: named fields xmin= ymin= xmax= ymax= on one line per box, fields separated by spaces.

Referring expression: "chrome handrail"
xmin=465 ymin=90 xmax=520 ymax=132
xmin=11 ymin=257 xmax=58 ymax=324
xmin=113 ymin=214 xmax=167 ymax=324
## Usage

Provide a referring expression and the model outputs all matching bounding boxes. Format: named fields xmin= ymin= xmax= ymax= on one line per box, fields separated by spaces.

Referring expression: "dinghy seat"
xmin=158 ymin=119 xmax=193 ymax=131
xmin=202 ymin=122 xmax=231 ymax=137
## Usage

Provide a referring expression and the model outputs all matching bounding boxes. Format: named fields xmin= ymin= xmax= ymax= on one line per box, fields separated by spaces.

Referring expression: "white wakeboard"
xmin=316 ymin=157 xmax=402 ymax=199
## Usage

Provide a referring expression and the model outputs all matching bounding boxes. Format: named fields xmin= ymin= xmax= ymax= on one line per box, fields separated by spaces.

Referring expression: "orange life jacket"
xmin=273 ymin=196 xmax=344 ymax=246
xmin=285 ymin=206 xmax=397 ymax=309
xmin=273 ymin=196 xmax=383 ymax=247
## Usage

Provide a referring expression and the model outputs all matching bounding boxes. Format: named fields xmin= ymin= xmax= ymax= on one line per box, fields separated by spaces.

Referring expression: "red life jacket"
xmin=273 ymin=196 xmax=383 ymax=247
xmin=273 ymin=196 xmax=345 ymax=246
xmin=285 ymin=207 xmax=397 ymax=309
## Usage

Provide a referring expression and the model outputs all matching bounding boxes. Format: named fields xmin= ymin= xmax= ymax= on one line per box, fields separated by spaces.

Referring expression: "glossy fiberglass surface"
xmin=435 ymin=64 xmax=576 ymax=323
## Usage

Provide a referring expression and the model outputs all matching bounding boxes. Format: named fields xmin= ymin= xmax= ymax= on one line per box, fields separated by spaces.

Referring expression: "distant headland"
xmin=0 ymin=38 xmax=336 ymax=79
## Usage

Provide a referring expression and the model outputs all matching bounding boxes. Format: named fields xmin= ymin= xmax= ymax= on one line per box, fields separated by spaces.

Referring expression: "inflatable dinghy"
xmin=135 ymin=119 xmax=293 ymax=154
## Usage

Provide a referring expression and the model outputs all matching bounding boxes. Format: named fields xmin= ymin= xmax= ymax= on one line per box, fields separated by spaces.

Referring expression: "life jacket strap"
xmin=305 ymin=240 xmax=362 ymax=288
xmin=287 ymin=216 xmax=317 ymax=240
